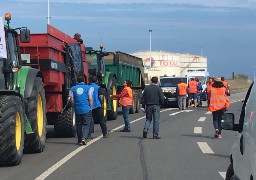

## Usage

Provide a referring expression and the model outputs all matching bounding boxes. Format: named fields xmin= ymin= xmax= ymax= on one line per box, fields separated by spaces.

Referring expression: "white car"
xmin=221 ymin=82 xmax=255 ymax=180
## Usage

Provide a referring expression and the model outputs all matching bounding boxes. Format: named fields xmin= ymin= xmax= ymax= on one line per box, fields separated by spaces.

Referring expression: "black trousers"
xmin=92 ymin=107 xmax=108 ymax=135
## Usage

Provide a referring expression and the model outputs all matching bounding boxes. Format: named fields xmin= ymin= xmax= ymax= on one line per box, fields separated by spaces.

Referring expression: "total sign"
xmin=0 ymin=17 xmax=7 ymax=59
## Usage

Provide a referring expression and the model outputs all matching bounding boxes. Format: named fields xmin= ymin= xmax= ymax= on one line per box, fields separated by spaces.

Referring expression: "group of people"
xmin=70 ymin=75 xmax=164 ymax=145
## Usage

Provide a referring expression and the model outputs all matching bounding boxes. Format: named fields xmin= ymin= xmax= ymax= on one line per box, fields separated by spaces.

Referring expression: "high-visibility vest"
xmin=207 ymin=82 xmax=213 ymax=93
xmin=188 ymin=81 xmax=198 ymax=93
xmin=119 ymin=87 xmax=133 ymax=106
xmin=208 ymin=87 xmax=230 ymax=112
xmin=178 ymin=83 xmax=187 ymax=95
xmin=223 ymin=81 xmax=228 ymax=89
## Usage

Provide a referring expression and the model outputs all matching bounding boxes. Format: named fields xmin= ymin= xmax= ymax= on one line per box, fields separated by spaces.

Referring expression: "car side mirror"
xmin=20 ymin=28 xmax=30 ymax=43
xmin=221 ymin=113 xmax=235 ymax=130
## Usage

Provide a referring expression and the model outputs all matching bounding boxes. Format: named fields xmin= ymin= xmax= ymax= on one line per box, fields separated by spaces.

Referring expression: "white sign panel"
xmin=0 ymin=17 xmax=7 ymax=59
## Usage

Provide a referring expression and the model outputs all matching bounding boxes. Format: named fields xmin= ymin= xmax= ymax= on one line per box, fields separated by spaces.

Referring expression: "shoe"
xmin=214 ymin=129 xmax=219 ymax=138
xmin=153 ymin=136 xmax=161 ymax=139
xmin=218 ymin=134 xmax=222 ymax=139
xmin=120 ymin=129 xmax=131 ymax=132
xmin=143 ymin=132 xmax=147 ymax=138
xmin=77 ymin=142 xmax=83 ymax=146
xmin=81 ymin=140 xmax=87 ymax=145
xmin=103 ymin=134 xmax=108 ymax=138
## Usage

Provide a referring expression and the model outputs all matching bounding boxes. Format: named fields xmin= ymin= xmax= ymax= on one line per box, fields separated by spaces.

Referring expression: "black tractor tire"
xmin=135 ymin=91 xmax=141 ymax=113
xmin=24 ymin=77 xmax=47 ymax=153
xmin=0 ymin=95 xmax=25 ymax=166
xmin=129 ymin=91 xmax=136 ymax=114
xmin=99 ymin=88 xmax=108 ymax=122
xmin=55 ymin=108 xmax=76 ymax=137
xmin=107 ymin=78 xmax=118 ymax=120
xmin=226 ymin=164 xmax=235 ymax=180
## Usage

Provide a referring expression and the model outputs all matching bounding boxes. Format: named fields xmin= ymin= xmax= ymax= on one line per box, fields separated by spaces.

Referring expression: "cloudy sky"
xmin=1 ymin=0 xmax=256 ymax=78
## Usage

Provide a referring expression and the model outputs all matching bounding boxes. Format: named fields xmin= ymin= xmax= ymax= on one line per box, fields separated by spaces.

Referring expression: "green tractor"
xmin=0 ymin=13 xmax=47 ymax=166
xmin=86 ymin=45 xmax=118 ymax=122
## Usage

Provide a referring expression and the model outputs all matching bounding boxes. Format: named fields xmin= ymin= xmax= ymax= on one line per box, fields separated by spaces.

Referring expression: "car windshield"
xmin=160 ymin=78 xmax=186 ymax=87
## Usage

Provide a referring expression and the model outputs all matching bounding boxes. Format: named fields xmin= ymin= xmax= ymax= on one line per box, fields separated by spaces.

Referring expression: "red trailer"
xmin=20 ymin=25 xmax=89 ymax=137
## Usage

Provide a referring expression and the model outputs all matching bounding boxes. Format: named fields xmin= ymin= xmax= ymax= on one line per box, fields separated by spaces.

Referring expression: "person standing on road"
xmin=70 ymin=75 xmax=93 ymax=145
xmin=197 ymin=81 xmax=203 ymax=107
xmin=208 ymin=77 xmax=230 ymax=139
xmin=90 ymin=76 xmax=108 ymax=138
xmin=142 ymin=77 xmax=164 ymax=139
xmin=206 ymin=77 xmax=214 ymax=107
xmin=188 ymin=78 xmax=198 ymax=107
xmin=176 ymin=79 xmax=188 ymax=110
xmin=110 ymin=80 xmax=133 ymax=132
xmin=221 ymin=76 xmax=230 ymax=96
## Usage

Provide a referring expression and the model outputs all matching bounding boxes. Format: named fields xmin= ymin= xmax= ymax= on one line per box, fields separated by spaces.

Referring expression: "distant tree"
xmin=234 ymin=74 xmax=248 ymax=80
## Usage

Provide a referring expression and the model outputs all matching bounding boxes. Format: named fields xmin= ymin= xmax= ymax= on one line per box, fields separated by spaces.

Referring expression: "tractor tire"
xmin=135 ymin=91 xmax=141 ymax=113
xmin=129 ymin=91 xmax=137 ymax=114
xmin=54 ymin=108 xmax=76 ymax=137
xmin=24 ymin=77 xmax=46 ymax=153
xmin=99 ymin=88 xmax=108 ymax=122
xmin=107 ymin=78 xmax=118 ymax=120
xmin=0 ymin=95 xmax=25 ymax=166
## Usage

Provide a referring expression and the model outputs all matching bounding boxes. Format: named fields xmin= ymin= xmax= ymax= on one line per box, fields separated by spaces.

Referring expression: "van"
xmin=221 ymin=82 xmax=255 ymax=180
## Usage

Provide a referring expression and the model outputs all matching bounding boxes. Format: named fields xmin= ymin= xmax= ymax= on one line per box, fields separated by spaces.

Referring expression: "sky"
xmin=1 ymin=0 xmax=256 ymax=79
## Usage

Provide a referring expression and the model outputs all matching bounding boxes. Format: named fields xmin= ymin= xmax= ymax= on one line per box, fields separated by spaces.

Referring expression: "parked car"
xmin=221 ymin=81 xmax=255 ymax=180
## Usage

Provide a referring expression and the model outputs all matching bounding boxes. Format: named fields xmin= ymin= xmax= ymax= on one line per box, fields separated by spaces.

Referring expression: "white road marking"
xmin=169 ymin=112 xmax=181 ymax=116
xmin=198 ymin=117 xmax=206 ymax=122
xmin=194 ymin=127 xmax=202 ymax=134
xmin=205 ymin=111 xmax=211 ymax=114
xmin=197 ymin=142 xmax=214 ymax=154
xmin=219 ymin=171 xmax=226 ymax=179
xmin=35 ymin=108 xmax=177 ymax=180
xmin=183 ymin=110 xmax=193 ymax=112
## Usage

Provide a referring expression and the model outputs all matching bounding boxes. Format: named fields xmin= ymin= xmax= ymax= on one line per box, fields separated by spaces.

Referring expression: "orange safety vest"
xmin=177 ymin=83 xmax=187 ymax=95
xmin=208 ymin=87 xmax=230 ymax=112
xmin=188 ymin=81 xmax=198 ymax=94
xmin=223 ymin=81 xmax=228 ymax=89
xmin=207 ymin=82 xmax=213 ymax=93
xmin=119 ymin=87 xmax=133 ymax=106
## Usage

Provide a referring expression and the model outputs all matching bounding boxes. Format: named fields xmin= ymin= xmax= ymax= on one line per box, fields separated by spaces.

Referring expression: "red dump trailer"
xmin=20 ymin=25 xmax=89 ymax=137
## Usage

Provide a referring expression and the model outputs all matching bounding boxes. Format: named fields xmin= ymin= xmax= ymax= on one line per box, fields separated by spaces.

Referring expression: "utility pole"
xmin=47 ymin=0 xmax=51 ymax=24
xmin=149 ymin=30 xmax=152 ymax=68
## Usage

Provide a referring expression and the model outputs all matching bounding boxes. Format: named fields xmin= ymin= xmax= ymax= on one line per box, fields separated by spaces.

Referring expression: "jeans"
xmin=212 ymin=108 xmax=226 ymax=134
xmin=143 ymin=105 xmax=160 ymax=137
xmin=92 ymin=107 xmax=108 ymax=135
xmin=76 ymin=111 xmax=92 ymax=143
xmin=178 ymin=95 xmax=187 ymax=110
xmin=122 ymin=106 xmax=131 ymax=130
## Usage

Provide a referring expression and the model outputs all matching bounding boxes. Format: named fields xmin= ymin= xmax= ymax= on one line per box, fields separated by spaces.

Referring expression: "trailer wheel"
xmin=0 ymin=95 xmax=25 ymax=166
xmin=107 ymin=78 xmax=118 ymax=120
xmin=24 ymin=77 xmax=46 ymax=153
xmin=129 ymin=92 xmax=136 ymax=114
xmin=55 ymin=108 xmax=76 ymax=137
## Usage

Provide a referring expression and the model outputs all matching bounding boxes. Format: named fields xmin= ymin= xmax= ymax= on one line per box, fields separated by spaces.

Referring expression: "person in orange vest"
xmin=221 ymin=76 xmax=230 ymax=96
xmin=208 ymin=77 xmax=230 ymax=138
xmin=188 ymin=78 xmax=198 ymax=107
xmin=206 ymin=77 xmax=214 ymax=107
xmin=176 ymin=79 xmax=188 ymax=110
xmin=110 ymin=80 xmax=133 ymax=132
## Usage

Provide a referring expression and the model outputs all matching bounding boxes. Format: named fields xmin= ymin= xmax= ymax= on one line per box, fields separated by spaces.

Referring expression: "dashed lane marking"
xmin=219 ymin=171 xmax=226 ymax=179
xmin=198 ymin=117 xmax=206 ymax=122
xmin=197 ymin=142 xmax=214 ymax=154
xmin=205 ymin=111 xmax=211 ymax=115
xmin=169 ymin=112 xmax=181 ymax=116
xmin=194 ymin=127 xmax=202 ymax=134
xmin=35 ymin=107 xmax=177 ymax=180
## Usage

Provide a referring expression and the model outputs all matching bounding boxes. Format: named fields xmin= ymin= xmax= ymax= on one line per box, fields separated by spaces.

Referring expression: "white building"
xmin=131 ymin=51 xmax=207 ymax=83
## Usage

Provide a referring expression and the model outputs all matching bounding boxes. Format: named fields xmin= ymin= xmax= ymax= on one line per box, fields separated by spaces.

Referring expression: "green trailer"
xmin=0 ymin=13 xmax=46 ymax=166
xmin=86 ymin=48 xmax=144 ymax=120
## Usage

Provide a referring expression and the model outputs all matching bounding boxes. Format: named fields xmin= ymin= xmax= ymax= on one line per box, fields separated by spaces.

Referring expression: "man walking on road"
xmin=110 ymin=80 xmax=133 ymax=132
xmin=142 ymin=77 xmax=164 ymax=139
xmin=208 ymin=77 xmax=230 ymax=139
xmin=70 ymin=75 xmax=93 ymax=145
xmin=90 ymin=76 xmax=108 ymax=138
xmin=188 ymin=78 xmax=198 ymax=108
xmin=176 ymin=79 xmax=188 ymax=110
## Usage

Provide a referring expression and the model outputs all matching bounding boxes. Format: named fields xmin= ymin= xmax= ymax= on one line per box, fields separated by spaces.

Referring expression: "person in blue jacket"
xmin=70 ymin=75 xmax=93 ymax=145
xmin=90 ymin=76 xmax=108 ymax=138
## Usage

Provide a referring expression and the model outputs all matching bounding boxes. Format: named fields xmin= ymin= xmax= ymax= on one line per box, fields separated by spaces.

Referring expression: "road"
xmin=0 ymin=90 xmax=246 ymax=180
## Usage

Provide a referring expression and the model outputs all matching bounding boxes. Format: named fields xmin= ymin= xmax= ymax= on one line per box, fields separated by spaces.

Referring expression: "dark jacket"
xmin=142 ymin=84 xmax=164 ymax=108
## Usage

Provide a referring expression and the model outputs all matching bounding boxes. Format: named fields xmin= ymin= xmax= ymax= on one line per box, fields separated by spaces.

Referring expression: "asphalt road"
xmin=0 ymin=90 xmax=247 ymax=180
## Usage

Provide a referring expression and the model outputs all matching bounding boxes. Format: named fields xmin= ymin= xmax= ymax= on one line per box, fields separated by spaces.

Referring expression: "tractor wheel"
xmin=0 ymin=95 xmax=25 ymax=166
xmin=129 ymin=91 xmax=136 ymax=114
xmin=99 ymin=88 xmax=108 ymax=122
xmin=107 ymin=78 xmax=118 ymax=120
xmin=135 ymin=92 xmax=141 ymax=113
xmin=24 ymin=77 xmax=46 ymax=153
xmin=55 ymin=107 xmax=76 ymax=137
